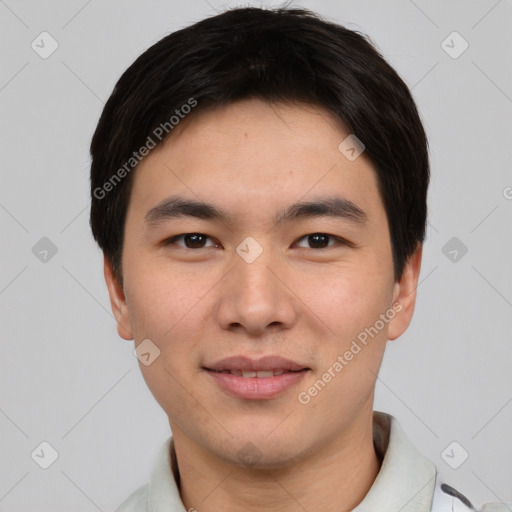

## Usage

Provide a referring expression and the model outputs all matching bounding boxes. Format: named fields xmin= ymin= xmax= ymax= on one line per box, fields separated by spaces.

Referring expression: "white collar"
xmin=351 ymin=412 xmax=436 ymax=512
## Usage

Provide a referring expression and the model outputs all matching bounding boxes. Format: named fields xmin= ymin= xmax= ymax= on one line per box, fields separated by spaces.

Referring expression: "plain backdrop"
xmin=1 ymin=0 xmax=511 ymax=510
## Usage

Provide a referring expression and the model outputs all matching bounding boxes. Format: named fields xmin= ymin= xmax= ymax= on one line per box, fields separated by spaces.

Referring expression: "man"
xmin=89 ymin=6 xmax=502 ymax=512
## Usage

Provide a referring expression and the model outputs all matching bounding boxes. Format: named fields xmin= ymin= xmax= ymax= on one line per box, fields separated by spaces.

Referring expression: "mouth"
xmin=206 ymin=368 xmax=304 ymax=378
xmin=203 ymin=355 xmax=310 ymax=400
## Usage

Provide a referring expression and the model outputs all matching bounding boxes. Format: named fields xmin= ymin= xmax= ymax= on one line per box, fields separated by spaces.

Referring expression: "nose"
xmin=215 ymin=245 xmax=298 ymax=336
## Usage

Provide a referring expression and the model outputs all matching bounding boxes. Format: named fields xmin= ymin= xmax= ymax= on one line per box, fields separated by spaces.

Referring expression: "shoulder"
xmin=114 ymin=483 xmax=150 ymax=512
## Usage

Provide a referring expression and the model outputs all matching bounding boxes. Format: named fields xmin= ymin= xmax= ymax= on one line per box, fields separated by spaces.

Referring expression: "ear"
xmin=103 ymin=256 xmax=133 ymax=340
xmin=387 ymin=244 xmax=423 ymax=341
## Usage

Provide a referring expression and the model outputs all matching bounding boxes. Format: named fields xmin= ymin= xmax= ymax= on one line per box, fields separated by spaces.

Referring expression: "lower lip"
xmin=205 ymin=369 xmax=309 ymax=400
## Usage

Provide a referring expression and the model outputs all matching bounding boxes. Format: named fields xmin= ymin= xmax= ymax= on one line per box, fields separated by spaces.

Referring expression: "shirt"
xmin=115 ymin=411 xmax=507 ymax=512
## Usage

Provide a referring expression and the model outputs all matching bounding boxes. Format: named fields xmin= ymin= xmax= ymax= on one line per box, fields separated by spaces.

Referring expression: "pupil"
xmin=186 ymin=234 xmax=205 ymax=248
xmin=310 ymin=234 xmax=328 ymax=248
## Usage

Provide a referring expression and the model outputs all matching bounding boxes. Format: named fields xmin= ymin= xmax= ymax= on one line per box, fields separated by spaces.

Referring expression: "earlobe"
xmin=387 ymin=244 xmax=423 ymax=341
xmin=103 ymin=256 xmax=134 ymax=340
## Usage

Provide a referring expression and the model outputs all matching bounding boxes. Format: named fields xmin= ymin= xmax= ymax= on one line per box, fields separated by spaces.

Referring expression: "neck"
xmin=170 ymin=411 xmax=381 ymax=512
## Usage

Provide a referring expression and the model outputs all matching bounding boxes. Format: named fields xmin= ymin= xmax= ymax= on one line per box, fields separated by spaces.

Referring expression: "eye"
xmin=162 ymin=232 xmax=351 ymax=250
xmin=295 ymin=233 xmax=348 ymax=249
xmin=163 ymin=233 xmax=219 ymax=249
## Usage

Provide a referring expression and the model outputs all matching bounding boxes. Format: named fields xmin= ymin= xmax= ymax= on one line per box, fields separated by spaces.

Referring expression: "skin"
xmin=105 ymin=98 xmax=422 ymax=512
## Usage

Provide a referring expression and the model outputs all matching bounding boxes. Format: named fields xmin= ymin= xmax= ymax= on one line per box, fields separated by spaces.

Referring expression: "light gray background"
xmin=1 ymin=0 xmax=511 ymax=510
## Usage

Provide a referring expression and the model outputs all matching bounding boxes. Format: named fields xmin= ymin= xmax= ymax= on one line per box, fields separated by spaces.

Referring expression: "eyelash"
xmin=162 ymin=233 xmax=353 ymax=250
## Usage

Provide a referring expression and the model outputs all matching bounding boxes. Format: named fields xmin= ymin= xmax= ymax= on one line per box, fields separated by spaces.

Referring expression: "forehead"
xmin=163 ymin=98 xmax=351 ymax=165
xmin=128 ymin=99 xmax=384 ymax=226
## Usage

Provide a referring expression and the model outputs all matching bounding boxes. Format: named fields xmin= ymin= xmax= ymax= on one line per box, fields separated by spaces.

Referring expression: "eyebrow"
xmin=144 ymin=195 xmax=368 ymax=227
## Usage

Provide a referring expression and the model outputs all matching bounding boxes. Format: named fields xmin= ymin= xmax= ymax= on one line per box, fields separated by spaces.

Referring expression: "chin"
xmin=214 ymin=429 xmax=307 ymax=470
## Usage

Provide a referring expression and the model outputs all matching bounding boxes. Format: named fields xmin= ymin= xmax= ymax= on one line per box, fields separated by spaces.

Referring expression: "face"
xmin=105 ymin=99 xmax=421 ymax=468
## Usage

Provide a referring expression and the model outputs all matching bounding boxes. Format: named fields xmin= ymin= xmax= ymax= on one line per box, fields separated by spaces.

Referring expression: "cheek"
xmin=302 ymin=263 xmax=393 ymax=344
xmin=123 ymin=259 xmax=218 ymax=391
xmin=124 ymin=264 xmax=209 ymax=414
xmin=124 ymin=258 xmax=206 ymax=340
xmin=300 ymin=271 xmax=391 ymax=415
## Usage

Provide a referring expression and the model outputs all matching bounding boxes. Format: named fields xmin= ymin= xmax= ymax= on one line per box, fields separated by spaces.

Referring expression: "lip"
xmin=203 ymin=355 xmax=310 ymax=400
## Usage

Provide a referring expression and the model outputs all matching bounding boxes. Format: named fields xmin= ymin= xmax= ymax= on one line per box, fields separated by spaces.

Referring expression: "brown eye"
xmin=296 ymin=233 xmax=339 ymax=249
xmin=164 ymin=233 xmax=217 ymax=249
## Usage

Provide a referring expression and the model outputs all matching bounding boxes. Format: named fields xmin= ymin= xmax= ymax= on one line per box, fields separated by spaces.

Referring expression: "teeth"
xmin=256 ymin=371 xmax=273 ymax=378
xmin=210 ymin=369 xmax=298 ymax=377
xmin=229 ymin=370 xmax=289 ymax=378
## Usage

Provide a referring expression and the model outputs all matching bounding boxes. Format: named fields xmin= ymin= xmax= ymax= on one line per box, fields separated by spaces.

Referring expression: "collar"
xmin=352 ymin=411 xmax=436 ymax=512
xmin=145 ymin=411 xmax=437 ymax=512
